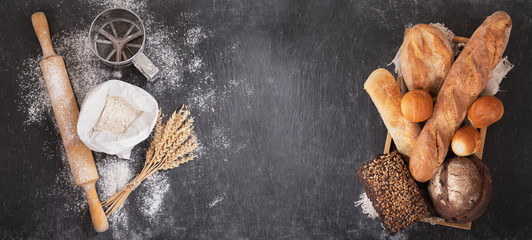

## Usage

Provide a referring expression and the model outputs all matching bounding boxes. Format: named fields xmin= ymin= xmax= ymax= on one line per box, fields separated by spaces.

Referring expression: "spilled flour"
xmin=16 ymin=0 xmax=236 ymax=238
xmin=186 ymin=27 xmax=208 ymax=48
xmin=94 ymin=154 xmax=171 ymax=238
xmin=17 ymin=1 xmax=213 ymax=126
xmin=96 ymin=156 xmax=134 ymax=200
xmin=138 ymin=172 xmax=170 ymax=222
xmin=208 ymin=195 xmax=225 ymax=208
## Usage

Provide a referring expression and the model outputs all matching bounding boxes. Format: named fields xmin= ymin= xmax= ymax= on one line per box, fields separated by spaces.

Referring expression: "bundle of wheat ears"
xmin=102 ymin=105 xmax=198 ymax=216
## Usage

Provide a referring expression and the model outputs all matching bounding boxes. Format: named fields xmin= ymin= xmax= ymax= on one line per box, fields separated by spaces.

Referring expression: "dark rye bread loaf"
xmin=428 ymin=156 xmax=493 ymax=223
xmin=356 ymin=151 xmax=429 ymax=234
xmin=409 ymin=11 xmax=512 ymax=182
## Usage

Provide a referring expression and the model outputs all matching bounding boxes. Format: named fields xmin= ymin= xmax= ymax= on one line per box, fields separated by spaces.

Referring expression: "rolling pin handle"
xmin=82 ymin=183 xmax=109 ymax=233
xmin=31 ymin=12 xmax=57 ymax=58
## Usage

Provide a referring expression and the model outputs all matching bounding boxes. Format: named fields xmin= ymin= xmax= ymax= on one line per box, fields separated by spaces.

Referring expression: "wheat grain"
xmin=146 ymin=110 xmax=163 ymax=161
xmin=161 ymin=154 xmax=197 ymax=170
xmin=162 ymin=134 xmax=197 ymax=170
xmin=170 ymin=134 xmax=197 ymax=161
xmin=102 ymin=105 xmax=199 ymax=216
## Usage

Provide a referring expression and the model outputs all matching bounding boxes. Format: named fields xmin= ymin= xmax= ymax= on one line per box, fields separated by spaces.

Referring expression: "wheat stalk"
xmin=145 ymin=109 xmax=163 ymax=161
xmin=101 ymin=105 xmax=199 ymax=216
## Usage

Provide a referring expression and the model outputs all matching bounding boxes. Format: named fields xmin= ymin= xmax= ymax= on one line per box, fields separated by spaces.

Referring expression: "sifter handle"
xmin=132 ymin=52 xmax=160 ymax=81
xmin=31 ymin=12 xmax=57 ymax=59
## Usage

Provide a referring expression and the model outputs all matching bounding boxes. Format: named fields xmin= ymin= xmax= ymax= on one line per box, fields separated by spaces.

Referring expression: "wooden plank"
xmin=453 ymin=36 xmax=470 ymax=44
xmin=383 ymin=133 xmax=392 ymax=154
xmin=423 ymin=220 xmax=472 ymax=230
xmin=477 ymin=127 xmax=487 ymax=159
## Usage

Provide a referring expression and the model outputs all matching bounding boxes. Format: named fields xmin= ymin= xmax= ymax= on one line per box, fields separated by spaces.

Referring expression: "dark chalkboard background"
xmin=1 ymin=0 xmax=531 ymax=239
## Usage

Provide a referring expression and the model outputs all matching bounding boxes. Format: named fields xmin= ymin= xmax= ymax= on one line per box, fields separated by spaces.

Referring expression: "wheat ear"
xmin=101 ymin=105 xmax=199 ymax=216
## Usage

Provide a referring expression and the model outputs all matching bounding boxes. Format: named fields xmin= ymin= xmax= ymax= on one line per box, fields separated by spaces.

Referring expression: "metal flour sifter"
xmin=89 ymin=8 xmax=159 ymax=81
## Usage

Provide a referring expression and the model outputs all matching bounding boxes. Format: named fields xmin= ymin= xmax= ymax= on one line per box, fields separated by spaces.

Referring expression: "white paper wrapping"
xmin=77 ymin=80 xmax=158 ymax=159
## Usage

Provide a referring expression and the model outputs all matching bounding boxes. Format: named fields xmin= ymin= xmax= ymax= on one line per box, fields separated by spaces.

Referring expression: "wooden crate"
xmin=382 ymin=72 xmax=488 ymax=230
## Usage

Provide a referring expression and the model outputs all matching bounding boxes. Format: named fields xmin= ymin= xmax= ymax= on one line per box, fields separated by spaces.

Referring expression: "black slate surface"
xmin=1 ymin=0 xmax=531 ymax=239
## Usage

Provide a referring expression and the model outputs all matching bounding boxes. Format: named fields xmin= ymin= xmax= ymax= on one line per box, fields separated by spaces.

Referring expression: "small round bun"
xmin=452 ymin=126 xmax=481 ymax=156
xmin=428 ymin=156 xmax=492 ymax=223
xmin=468 ymin=96 xmax=504 ymax=128
xmin=401 ymin=89 xmax=433 ymax=122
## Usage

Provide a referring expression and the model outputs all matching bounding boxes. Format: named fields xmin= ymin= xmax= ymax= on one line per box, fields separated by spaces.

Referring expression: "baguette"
xmin=409 ymin=11 xmax=512 ymax=182
xmin=364 ymin=68 xmax=421 ymax=157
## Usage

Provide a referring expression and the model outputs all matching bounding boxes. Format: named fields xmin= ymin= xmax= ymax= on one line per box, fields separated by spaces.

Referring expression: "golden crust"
xmin=409 ymin=11 xmax=512 ymax=182
xmin=400 ymin=24 xmax=454 ymax=96
xmin=364 ymin=68 xmax=421 ymax=157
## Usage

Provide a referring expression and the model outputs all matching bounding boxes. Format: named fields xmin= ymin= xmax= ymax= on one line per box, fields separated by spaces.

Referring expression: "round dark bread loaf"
xmin=428 ymin=156 xmax=492 ymax=223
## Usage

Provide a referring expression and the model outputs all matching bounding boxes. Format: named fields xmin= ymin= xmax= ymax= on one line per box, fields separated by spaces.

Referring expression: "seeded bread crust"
xmin=357 ymin=151 xmax=430 ymax=234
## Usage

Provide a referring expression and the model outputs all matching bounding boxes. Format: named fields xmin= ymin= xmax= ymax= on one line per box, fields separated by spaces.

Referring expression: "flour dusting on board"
xmin=96 ymin=156 xmax=134 ymax=200
xmin=208 ymin=195 xmax=225 ymax=208
xmin=186 ymin=27 xmax=207 ymax=48
xmin=17 ymin=0 xmax=223 ymax=126
xmin=95 ymin=154 xmax=173 ymax=238
xmin=17 ymin=58 xmax=52 ymax=125
xmin=95 ymin=155 xmax=136 ymax=237
xmin=138 ymin=172 xmax=170 ymax=222
xmin=51 ymin=145 xmax=88 ymax=214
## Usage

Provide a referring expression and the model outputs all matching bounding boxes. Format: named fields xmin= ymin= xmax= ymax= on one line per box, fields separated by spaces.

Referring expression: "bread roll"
xmin=409 ymin=11 xmax=512 ymax=182
xmin=428 ymin=156 xmax=492 ymax=223
xmin=364 ymin=68 xmax=421 ymax=157
xmin=468 ymin=96 xmax=504 ymax=128
xmin=400 ymin=24 xmax=454 ymax=96
xmin=451 ymin=126 xmax=481 ymax=156
xmin=401 ymin=89 xmax=433 ymax=122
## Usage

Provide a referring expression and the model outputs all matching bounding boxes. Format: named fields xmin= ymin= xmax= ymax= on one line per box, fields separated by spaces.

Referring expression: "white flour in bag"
xmin=93 ymin=95 xmax=143 ymax=134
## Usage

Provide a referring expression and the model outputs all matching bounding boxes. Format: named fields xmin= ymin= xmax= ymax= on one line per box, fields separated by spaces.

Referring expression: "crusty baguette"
xmin=364 ymin=68 xmax=421 ymax=157
xmin=409 ymin=11 xmax=512 ymax=182
xmin=401 ymin=24 xmax=454 ymax=96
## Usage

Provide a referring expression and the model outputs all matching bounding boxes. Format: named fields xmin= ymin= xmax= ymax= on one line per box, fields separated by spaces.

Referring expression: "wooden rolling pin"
xmin=31 ymin=12 xmax=109 ymax=233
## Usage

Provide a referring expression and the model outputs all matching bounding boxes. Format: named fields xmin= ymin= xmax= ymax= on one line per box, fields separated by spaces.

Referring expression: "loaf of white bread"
xmin=400 ymin=24 xmax=454 ymax=96
xmin=364 ymin=68 xmax=421 ymax=157
xmin=409 ymin=11 xmax=512 ymax=182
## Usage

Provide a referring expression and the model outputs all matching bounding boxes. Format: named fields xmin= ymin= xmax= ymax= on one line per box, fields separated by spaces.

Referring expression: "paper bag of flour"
xmin=77 ymin=80 xmax=158 ymax=159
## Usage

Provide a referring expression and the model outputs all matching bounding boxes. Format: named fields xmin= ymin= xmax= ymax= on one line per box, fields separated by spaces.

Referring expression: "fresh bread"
xmin=364 ymin=68 xmax=421 ymax=157
xmin=428 ymin=156 xmax=492 ymax=223
xmin=409 ymin=11 xmax=512 ymax=182
xmin=451 ymin=126 xmax=481 ymax=156
xmin=357 ymin=151 xmax=429 ymax=234
xmin=400 ymin=24 xmax=454 ymax=96
xmin=401 ymin=89 xmax=433 ymax=122
xmin=468 ymin=96 xmax=504 ymax=128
